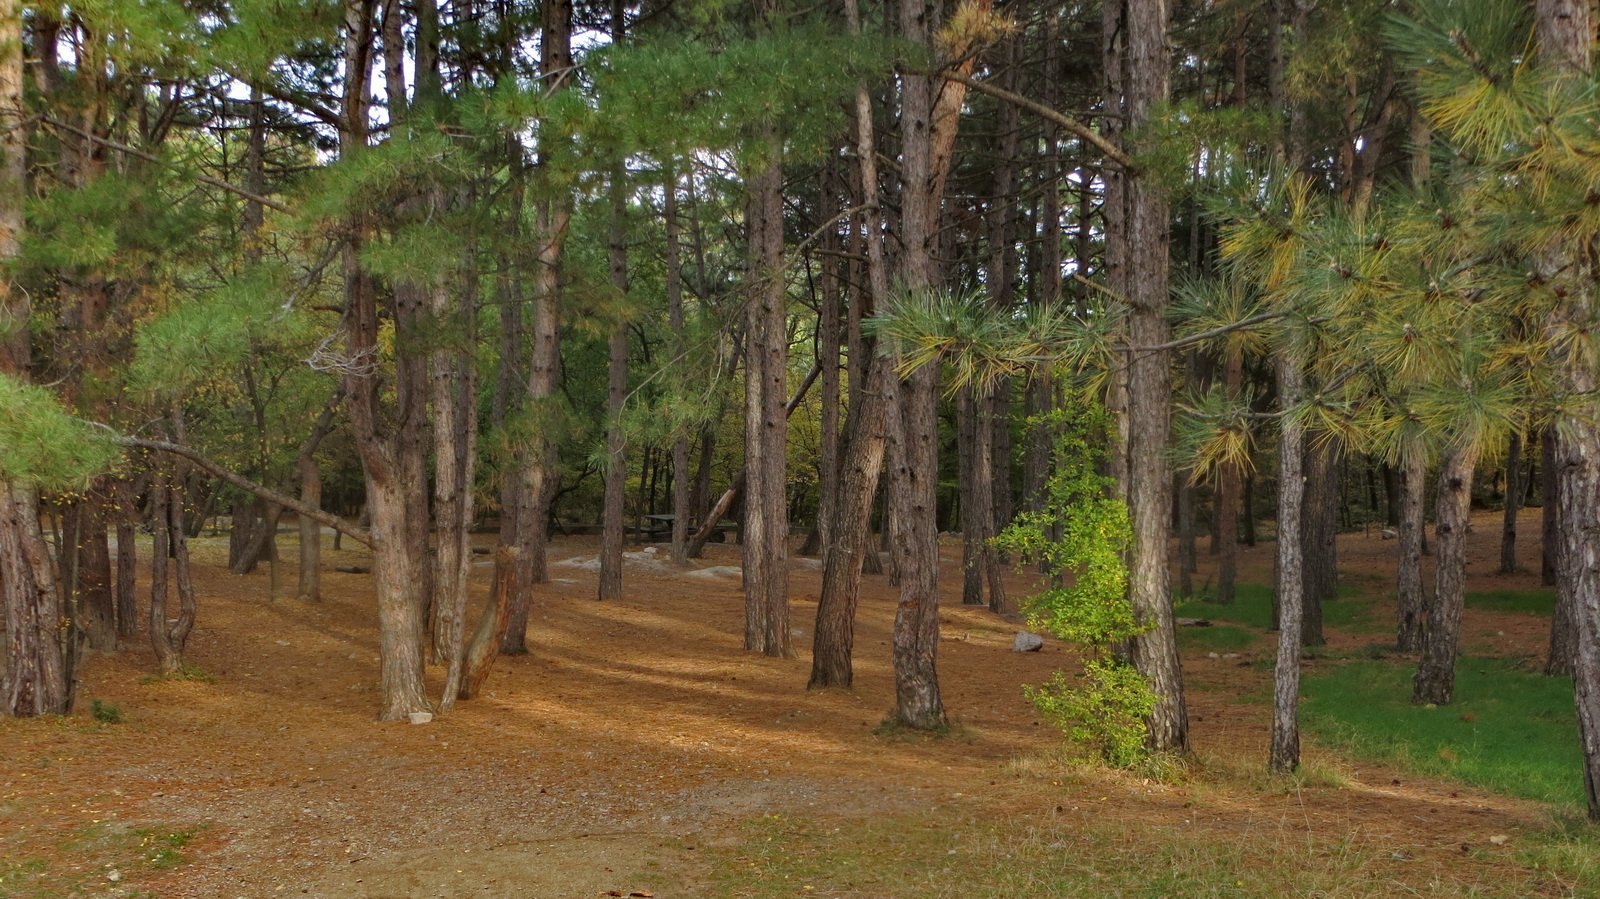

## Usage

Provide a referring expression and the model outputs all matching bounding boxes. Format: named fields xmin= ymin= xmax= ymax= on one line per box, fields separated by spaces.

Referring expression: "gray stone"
xmin=1012 ymin=632 xmax=1045 ymax=652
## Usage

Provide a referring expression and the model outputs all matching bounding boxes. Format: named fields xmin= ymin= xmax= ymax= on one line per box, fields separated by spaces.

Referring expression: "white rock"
xmin=1012 ymin=632 xmax=1045 ymax=652
xmin=408 ymin=711 xmax=433 ymax=725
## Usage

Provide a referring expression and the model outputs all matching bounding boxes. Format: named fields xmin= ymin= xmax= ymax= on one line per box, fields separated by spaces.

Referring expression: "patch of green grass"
xmin=1302 ymin=657 xmax=1584 ymax=807
xmin=1176 ymin=583 xmax=1379 ymax=633
xmin=0 ymin=821 xmax=204 ymax=896
xmin=1176 ymin=624 xmax=1257 ymax=652
xmin=707 ymin=806 xmax=1530 ymax=897
xmin=90 ymin=699 xmax=122 ymax=724
xmin=1465 ymin=589 xmax=1556 ymax=616
xmin=1517 ymin=811 xmax=1600 ymax=896
xmin=136 ymin=827 xmax=196 ymax=869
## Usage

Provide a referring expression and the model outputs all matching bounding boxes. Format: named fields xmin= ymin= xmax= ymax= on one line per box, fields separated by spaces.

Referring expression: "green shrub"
xmin=90 ymin=699 xmax=122 ymax=724
xmin=997 ymin=399 xmax=1154 ymax=768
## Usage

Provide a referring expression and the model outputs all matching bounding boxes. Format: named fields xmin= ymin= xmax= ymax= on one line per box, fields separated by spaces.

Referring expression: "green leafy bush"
xmin=997 ymin=399 xmax=1157 ymax=766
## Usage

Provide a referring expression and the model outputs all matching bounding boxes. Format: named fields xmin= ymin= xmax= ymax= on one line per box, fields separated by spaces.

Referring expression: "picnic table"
xmin=642 ymin=513 xmax=737 ymax=543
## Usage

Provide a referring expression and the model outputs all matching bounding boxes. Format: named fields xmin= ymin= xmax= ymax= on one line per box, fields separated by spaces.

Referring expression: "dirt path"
xmin=0 ymin=511 xmax=1576 ymax=897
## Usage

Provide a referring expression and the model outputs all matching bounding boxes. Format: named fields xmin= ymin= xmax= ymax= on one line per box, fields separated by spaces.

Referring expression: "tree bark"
xmin=63 ymin=491 xmax=115 ymax=651
xmin=665 ymin=161 xmax=692 ymax=566
xmin=1270 ymin=351 xmax=1305 ymax=773
xmin=504 ymin=0 xmax=573 ymax=650
xmin=1500 ymin=431 xmax=1522 ymax=574
xmin=1543 ymin=427 xmax=1560 ymax=586
xmin=0 ymin=1 xmax=72 ymax=716
xmin=1413 ymin=446 xmax=1478 ymax=705
xmin=808 ymin=7 xmax=892 ymax=688
xmin=599 ymin=166 xmax=630 ymax=602
xmin=741 ymin=125 xmax=789 ymax=656
xmin=297 ymin=456 xmax=323 ymax=602
xmin=114 ymin=478 xmax=138 ymax=638
xmin=460 ymin=547 xmax=519 ymax=700
xmin=1300 ymin=437 xmax=1340 ymax=646
xmin=1396 ymin=448 xmax=1427 ymax=653
xmin=1107 ymin=0 xmax=1188 ymax=751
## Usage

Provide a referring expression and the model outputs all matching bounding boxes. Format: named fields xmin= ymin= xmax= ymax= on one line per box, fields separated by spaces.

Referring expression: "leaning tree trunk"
xmin=809 ymin=13 xmax=891 ymax=688
xmin=1413 ymin=445 xmax=1478 ymax=705
xmin=809 ymin=355 xmax=891 ymax=688
xmin=1269 ymin=351 xmax=1306 ymax=774
xmin=1396 ymin=447 xmax=1427 ymax=652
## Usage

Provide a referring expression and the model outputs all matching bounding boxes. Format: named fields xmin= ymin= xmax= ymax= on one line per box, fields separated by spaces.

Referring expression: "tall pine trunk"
xmin=599 ymin=166 xmax=630 ymax=602
xmin=1413 ymin=446 xmax=1478 ymax=705
xmin=1500 ymin=431 xmax=1522 ymax=574
xmin=1107 ymin=0 xmax=1188 ymax=751
xmin=809 ymin=25 xmax=890 ymax=687
xmin=741 ymin=124 xmax=789 ymax=656
xmin=1270 ymin=352 xmax=1305 ymax=773
xmin=0 ymin=1 xmax=72 ymax=716
xmin=1396 ymin=448 xmax=1426 ymax=652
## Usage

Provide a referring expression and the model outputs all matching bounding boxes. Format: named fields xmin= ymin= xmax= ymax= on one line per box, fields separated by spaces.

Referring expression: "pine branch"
xmin=104 ymin=430 xmax=372 ymax=547
xmin=937 ymin=70 xmax=1134 ymax=171
xmin=40 ymin=116 xmax=292 ymax=214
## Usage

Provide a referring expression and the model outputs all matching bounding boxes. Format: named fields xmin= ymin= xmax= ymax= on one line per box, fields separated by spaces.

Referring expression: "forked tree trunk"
xmin=1413 ymin=446 xmax=1478 ymax=705
xmin=459 ymin=547 xmax=519 ymax=700
xmin=809 ymin=18 xmax=891 ymax=688
xmin=1270 ymin=352 xmax=1305 ymax=774
xmin=1396 ymin=448 xmax=1426 ymax=652
xmin=2 ymin=483 xmax=71 ymax=715
xmin=810 ymin=356 xmax=891 ymax=688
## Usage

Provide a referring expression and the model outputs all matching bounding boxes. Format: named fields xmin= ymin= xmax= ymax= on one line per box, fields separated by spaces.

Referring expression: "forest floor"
xmin=1 ymin=508 xmax=1593 ymax=897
